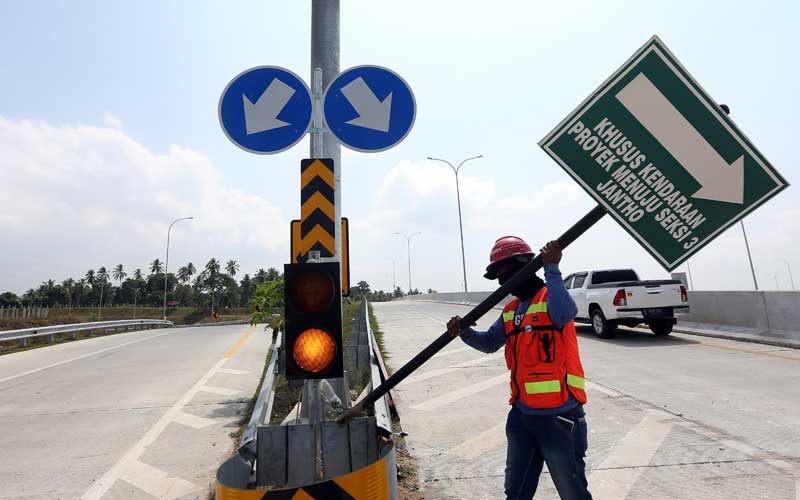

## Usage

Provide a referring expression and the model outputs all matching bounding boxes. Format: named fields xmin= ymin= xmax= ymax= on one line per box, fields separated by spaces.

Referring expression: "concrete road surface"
xmin=0 ymin=323 xmax=269 ymax=500
xmin=374 ymin=301 xmax=800 ymax=500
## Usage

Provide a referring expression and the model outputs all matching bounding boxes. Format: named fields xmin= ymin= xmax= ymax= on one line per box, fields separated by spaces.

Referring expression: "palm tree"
xmin=85 ymin=269 xmax=96 ymax=286
xmin=226 ymin=260 xmax=239 ymax=277
xmin=177 ymin=266 xmax=190 ymax=284
xmin=77 ymin=279 xmax=87 ymax=306
xmin=112 ymin=264 xmax=127 ymax=284
xmin=132 ymin=268 xmax=143 ymax=319
xmin=254 ymin=268 xmax=268 ymax=285
xmin=96 ymin=267 xmax=109 ymax=315
xmin=266 ymin=267 xmax=281 ymax=281
xmin=205 ymin=258 xmax=220 ymax=276
xmin=150 ymin=259 xmax=163 ymax=275
xmin=62 ymin=278 xmax=75 ymax=307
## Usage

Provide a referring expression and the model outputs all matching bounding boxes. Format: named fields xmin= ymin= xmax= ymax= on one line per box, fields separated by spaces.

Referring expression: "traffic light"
xmin=283 ymin=261 xmax=343 ymax=380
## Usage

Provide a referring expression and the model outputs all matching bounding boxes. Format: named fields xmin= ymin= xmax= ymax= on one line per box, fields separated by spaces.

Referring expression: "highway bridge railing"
xmin=0 ymin=319 xmax=174 ymax=347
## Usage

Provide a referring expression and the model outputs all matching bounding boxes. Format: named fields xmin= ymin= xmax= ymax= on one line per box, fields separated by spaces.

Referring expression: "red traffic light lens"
xmin=289 ymin=270 xmax=334 ymax=313
xmin=293 ymin=328 xmax=336 ymax=373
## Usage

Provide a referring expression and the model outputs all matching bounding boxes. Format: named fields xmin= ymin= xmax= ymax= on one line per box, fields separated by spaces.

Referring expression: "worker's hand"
xmin=540 ymin=240 xmax=562 ymax=265
xmin=447 ymin=316 xmax=462 ymax=337
xmin=447 ymin=316 xmax=475 ymax=337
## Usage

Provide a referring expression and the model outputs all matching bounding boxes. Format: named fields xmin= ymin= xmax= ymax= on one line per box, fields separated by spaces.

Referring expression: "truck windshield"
xmin=591 ymin=270 xmax=638 ymax=284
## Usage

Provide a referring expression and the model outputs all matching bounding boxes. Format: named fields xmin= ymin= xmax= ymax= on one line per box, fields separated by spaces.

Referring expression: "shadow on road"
xmin=575 ymin=325 xmax=702 ymax=348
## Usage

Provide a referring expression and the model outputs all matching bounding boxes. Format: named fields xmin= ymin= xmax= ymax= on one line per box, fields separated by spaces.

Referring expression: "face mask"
xmin=497 ymin=261 xmax=544 ymax=299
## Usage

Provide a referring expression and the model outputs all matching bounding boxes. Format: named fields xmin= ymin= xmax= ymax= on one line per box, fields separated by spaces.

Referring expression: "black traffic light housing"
xmin=283 ymin=261 xmax=343 ymax=380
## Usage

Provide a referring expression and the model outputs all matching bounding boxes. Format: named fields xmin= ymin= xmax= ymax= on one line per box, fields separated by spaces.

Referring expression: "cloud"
xmin=349 ymin=160 xmax=585 ymax=292
xmin=102 ymin=112 xmax=123 ymax=130
xmin=0 ymin=116 xmax=288 ymax=293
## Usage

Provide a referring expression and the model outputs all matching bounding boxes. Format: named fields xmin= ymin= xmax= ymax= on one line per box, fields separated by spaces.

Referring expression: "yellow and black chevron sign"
xmin=300 ymin=158 xmax=336 ymax=258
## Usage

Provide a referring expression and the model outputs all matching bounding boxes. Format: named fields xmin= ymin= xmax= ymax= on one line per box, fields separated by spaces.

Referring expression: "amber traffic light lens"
xmin=289 ymin=270 xmax=334 ymax=313
xmin=293 ymin=328 xmax=336 ymax=373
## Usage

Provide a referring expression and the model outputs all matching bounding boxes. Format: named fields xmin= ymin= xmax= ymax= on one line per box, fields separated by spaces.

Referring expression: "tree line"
xmin=0 ymin=259 xmax=284 ymax=311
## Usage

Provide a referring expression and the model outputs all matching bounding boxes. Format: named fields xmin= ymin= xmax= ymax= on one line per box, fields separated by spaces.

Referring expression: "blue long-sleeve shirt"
xmin=460 ymin=263 xmax=580 ymax=415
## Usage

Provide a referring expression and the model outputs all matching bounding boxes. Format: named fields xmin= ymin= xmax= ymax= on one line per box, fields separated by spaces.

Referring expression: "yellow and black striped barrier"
xmin=216 ymin=441 xmax=394 ymax=500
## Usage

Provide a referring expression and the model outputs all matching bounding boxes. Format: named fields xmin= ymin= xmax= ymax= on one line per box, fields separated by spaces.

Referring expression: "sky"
xmin=1 ymin=0 xmax=798 ymax=295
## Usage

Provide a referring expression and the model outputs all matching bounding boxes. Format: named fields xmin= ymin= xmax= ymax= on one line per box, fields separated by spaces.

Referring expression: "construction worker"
xmin=447 ymin=236 xmax=591 ymax=500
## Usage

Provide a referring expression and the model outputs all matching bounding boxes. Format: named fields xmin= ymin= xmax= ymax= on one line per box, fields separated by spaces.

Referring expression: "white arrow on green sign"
xmin=540 ymin=35 xmax=788 ymax=271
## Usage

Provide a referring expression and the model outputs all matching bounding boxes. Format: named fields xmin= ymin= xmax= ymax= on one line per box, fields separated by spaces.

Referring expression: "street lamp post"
xmin=395 ymin=232 xmax=421 ymax=294
xmin=784 ymin=260 xmax=795 ymax=290
xmin=163 ymin=216 xmax=194 ymax=320
xmin=388 ymin=257 xmax=398 ymax=293
xmin=427 ymin=155 xmax=482 ymax=292
xmin=773 ymin=272 xmax=782 ymax=291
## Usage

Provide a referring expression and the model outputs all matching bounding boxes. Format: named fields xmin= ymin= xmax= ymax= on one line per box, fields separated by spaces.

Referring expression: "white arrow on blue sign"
xmin=218 ymin=66 xmax=312 ymax=155
xmin=323 ymin=65 xmax=416 ymax=152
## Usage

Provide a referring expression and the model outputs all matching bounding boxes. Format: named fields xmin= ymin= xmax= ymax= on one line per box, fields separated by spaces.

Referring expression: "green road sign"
xmin=540 ymin=35 xmax=788 ymax=271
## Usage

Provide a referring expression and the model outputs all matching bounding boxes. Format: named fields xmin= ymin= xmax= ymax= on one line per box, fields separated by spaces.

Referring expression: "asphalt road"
xmin=0 ymin=323 xmax=269 ymax=500
xmin=374 ymin=300 xmax=800 ymax=500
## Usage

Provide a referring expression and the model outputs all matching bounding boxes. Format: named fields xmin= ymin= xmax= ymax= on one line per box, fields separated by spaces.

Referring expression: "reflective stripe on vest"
xmin=525 ymin=302 xmax=548 ymax=314
xmin=567 ymin=374 xmax=585 ymax=390
xmin=502 ymin=301 xmax=548 ymax=324
xmin=524 ymin=379 xmax=561 ymax=394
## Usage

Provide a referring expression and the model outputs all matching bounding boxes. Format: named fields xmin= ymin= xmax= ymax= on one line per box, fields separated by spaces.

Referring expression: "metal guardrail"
xmin=0 ymin=319 xmax=174 ymax=345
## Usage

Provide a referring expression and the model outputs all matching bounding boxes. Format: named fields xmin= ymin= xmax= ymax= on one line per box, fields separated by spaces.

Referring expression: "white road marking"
xmin=118 ymin=459 xmax=200 ymax=500
xmin=394 ymin=346 xmax=476 ymax=366
xmin=201 ymin=385 xmax=242 ymax=396
xmin=449 ymin=421 xmax=506 ymax=459
xmin=412 ymin=373 xmax=508 ymax=412
xmin=585 ymin=380 xmax=624 ymax=398
xmin=80 ymin=358 xmax=228 ymax=500
xmin=589 ymin=410 xmax=676 ymax=500
xmin=407 ymin=308 xmax=447 ymax=325
xmin=172 ymin=411 xmax=218 ymax=430
xmin=0 ymin=330 xmax=176 ymax=385
xmin=405 ymin=352 xmax=505 ymax=385
xmin=218 ymin=368 xmax=250 ymax=375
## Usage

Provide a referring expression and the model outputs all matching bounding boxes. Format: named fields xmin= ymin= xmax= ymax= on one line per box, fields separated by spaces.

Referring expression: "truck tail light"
xmin=680 ymin=286 xmax=688 ymax=302
xmin=613 ymin=289 xmax=627 ymax=307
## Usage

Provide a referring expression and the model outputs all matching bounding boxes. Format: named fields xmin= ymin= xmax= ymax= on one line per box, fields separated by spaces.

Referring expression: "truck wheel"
xmin=591 ymin=309 xmax=614 ymax=339
xmin=649 ymin=320 xmax=673 ymax=336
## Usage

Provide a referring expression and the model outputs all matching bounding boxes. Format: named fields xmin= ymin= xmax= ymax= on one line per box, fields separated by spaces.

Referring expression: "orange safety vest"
xmin=503 ymin=287 xmax=587 ymax=408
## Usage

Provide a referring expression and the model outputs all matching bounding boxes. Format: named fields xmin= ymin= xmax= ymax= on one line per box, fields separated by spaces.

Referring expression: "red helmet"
xmin=484 ymin=236 xmax=533 ymax=279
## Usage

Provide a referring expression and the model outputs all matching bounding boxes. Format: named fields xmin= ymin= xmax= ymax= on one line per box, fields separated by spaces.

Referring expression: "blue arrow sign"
xmin=218 ymin=66 xmax=312 ymax=155
xmin=323 ymin=65 xmax=416 ymax=152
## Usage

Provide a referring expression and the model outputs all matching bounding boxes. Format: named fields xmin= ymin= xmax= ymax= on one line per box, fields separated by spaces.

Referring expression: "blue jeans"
xmin=504 ymin=405 xmax=592 ymax=500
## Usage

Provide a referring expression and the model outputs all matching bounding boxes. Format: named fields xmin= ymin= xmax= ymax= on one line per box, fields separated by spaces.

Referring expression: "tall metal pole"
xmin=784 ymin=260 xmax=795 ymax=290
xmin=685 ymin=260 xmax=694 ymax=290
xmin=740 ymin=220 xmax=758 ymax=290
xmin=396 ymin=232 xmax=421 ymax=294
xmin=389 ymin=257 xmax=397 ymax=292
xmin=163 ymin=216 xmax=193 ymax=320
xmin=427 ymin=156 xmax=482 ymax=292
xmin=311 ymin=0 xmax=341 ymax=266
xmin=719 ymin=104 xmax=758 ymax=292
xmin=774 ymin=272 xmax=781 ymax=291
xmin=310 ymin=2 xmax=341 ymax=478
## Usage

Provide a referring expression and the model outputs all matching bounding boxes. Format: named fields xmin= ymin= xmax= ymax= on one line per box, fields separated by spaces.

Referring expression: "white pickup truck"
xmin=564 ymin=269 xmax=689 ymax=338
